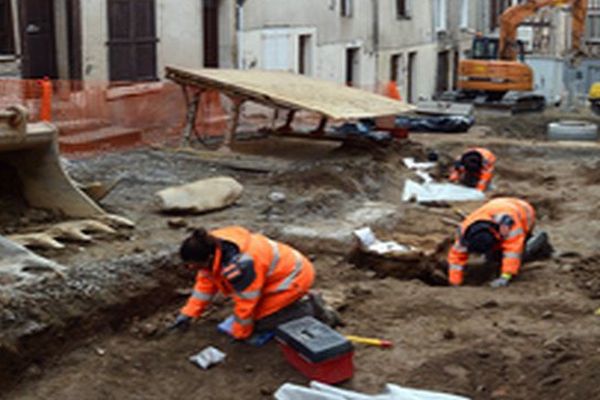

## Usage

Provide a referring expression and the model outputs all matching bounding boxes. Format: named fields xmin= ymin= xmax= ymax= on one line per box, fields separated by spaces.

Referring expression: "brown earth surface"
xmin=2 ymin=111 xmax=600 ymax=400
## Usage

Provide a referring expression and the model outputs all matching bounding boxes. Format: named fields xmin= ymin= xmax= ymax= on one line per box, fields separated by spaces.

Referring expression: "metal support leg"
xmin=181 ymin=86 xmax=202 ymax=147
xmin=310 ymin=115 xmax=328 ymax=136
xmin=221 ymin=97 xmax=244 ymax=152
xmin=276 ymin=109 xmax=296 ymax=133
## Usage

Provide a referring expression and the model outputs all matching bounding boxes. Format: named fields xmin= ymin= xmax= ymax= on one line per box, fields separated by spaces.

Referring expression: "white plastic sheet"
xmin=188 ymin=346 xmax=226 ymax=370
xmin=402 ymin=180 xmax=485 ymax=203
xmin=274 ymin=381 xmax=471 ymax=400
xmin=353 ymin=227 xmax=413 ymax=255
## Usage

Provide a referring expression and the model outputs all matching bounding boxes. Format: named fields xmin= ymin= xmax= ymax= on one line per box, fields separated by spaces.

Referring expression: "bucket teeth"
xmin=101 ymin=214 xmax=136 ymax=229
xmin=7 ymin=216 xmax=131 ymax=251
xmin=8 ymin=233 xmax=66 ymax=250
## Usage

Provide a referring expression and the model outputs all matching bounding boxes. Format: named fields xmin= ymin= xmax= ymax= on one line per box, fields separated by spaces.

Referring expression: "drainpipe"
xmin=235 ymin=0 xmax=246 ymax=69
xmin=372 ymin=0 xmax=379 ymax=90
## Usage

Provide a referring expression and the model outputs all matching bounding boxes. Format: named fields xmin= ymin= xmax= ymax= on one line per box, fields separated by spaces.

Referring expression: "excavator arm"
xmin=499 ymin=0 xmax=588 ymax=61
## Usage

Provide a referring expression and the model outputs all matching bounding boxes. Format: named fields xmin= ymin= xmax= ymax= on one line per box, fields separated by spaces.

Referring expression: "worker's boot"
xmin=308 ymin=291 xmax=342 ymax=328
xmin=523 ymin=231 xmax=553 ymax=262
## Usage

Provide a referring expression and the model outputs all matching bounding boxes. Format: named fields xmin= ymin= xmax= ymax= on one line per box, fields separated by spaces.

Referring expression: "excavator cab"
xmin=471 ymin=36 xmax=526 ymax=62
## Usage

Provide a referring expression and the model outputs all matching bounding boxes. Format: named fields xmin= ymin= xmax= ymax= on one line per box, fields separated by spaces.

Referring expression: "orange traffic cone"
xmin=38 ymin=76 xmax=52 ymax=121
xmin=386 ymin=81 xmax=402 ymax=101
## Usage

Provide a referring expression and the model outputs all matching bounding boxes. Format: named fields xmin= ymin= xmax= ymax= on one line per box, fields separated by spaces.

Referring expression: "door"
xmin=203 ymin=0 xmax=219 ymax=67
xmin=108 ymin=0 xmax=158 ymax=82
xmin=407 ymin=51 xmax=417 ymax=103
xmin=452 ymin=49 xmax=459 ymax=89
xmin=20 ymin=0 xmax=58 ymax=79
xmin=66 ymin=0 xmax=82 ymax=82
xmin=436 ymin=50 xmax=450 ymax=96
xmin=262 ymin=30 xmax=290 ymax=71
xmin=298 ymin=34 xmax=312 ymax=75
xmin=345 ymin=47 xmax=359 ymax=86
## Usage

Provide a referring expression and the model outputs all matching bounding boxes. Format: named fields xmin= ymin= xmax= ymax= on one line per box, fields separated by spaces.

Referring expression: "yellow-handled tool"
xmin=345 ymin=335 xmax=393 ymax=348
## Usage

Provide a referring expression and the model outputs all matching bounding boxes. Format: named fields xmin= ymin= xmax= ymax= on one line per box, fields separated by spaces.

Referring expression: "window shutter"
xmin=0 ymin=0 xmax=15 ymax=54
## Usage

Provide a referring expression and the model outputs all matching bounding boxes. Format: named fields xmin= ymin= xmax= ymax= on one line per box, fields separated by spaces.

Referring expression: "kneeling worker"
xmin=449 ymin=147 xmax=496 ymax=192
xmin=447 ymin=197 xmax=546 ymax=288
xmin=169 ymin=226 xmax=326 ymax=340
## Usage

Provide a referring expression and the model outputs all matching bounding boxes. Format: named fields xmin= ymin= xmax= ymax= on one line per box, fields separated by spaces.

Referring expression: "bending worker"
xmin=449 ymin=147 xmax=496 ymax=192
xmin=169 ymin=226 xmax=326 ymax=340
xmin=447 ymin=197 xmax=539 ymax=288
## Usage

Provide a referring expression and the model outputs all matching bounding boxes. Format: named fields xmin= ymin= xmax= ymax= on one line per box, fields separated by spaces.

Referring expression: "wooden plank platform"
xmin=165 ymin=66 xmax=413 ymax=120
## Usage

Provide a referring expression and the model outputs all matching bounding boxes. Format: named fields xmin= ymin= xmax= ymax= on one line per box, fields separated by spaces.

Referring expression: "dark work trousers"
xmin=254 ymin=298 xmax=314 ymax=333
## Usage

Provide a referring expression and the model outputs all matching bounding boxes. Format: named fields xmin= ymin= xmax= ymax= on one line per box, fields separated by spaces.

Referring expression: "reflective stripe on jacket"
xmin=449 ymin=147 xmax=497 ymax=192
xmin=180 ymin=226 xmax=314 ymax=339
xmin=447 ymin=198 xmax=535 ymax=285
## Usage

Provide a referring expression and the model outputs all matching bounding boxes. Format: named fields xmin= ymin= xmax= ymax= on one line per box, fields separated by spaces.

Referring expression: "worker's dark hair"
xmin=463 ymin=221 xmax=500 ymax=254
xmin=460 ymin=151 xmax=483 ymax=173
xmin=179 ymin=228 xmax=218 ymax=265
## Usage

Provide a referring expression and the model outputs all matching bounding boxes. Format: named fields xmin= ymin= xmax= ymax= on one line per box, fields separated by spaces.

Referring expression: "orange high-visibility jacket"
xmin=449 ymin=147 xmax=496 ymax=191
xmin=180 ymin=226 xmax=315 ymax=339
xmin=447 ymin=198 xmax=535 ymax=286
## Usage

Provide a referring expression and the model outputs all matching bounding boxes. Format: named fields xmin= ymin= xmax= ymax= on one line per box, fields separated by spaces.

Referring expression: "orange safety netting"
xmin=0 ymin=79 xmax=230 ymax=158
xmin=0 ymin=78 xmax=401 ymax=159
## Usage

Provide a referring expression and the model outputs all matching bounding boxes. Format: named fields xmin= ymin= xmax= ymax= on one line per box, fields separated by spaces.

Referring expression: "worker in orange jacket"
xmin=447 ymin=197 xmax=544 ymax=288
xmin=169 ymin=226 xmax=319 ymax=340
xmin=449 ymin=148 xmax=496 ymax=192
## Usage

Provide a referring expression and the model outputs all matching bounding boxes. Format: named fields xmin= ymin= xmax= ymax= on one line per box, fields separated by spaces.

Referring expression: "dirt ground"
xmin=2 ymin=110 xmax=600 ymax=400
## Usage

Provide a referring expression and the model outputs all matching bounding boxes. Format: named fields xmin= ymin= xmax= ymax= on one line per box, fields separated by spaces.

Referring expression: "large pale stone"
xmin=156 ymin=176 xmax=243 ymax=213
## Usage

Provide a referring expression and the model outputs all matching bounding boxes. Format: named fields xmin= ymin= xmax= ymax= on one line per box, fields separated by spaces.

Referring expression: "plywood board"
xmin=165 ymin=66 xmax=413 ymax=120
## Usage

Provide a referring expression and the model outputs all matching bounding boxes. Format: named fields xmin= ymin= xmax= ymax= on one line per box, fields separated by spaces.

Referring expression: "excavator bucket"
xmin=0 ymin=105 xmax=104 ymax=220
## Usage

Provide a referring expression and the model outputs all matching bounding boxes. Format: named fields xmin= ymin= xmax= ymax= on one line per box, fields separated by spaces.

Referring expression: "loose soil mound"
xmin=572 ymin=255 xmax=600 ymax=299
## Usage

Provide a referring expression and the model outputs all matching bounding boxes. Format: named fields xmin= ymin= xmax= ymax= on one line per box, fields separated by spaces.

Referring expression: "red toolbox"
xmin=275 ymin=316 xmax=354 ymax=384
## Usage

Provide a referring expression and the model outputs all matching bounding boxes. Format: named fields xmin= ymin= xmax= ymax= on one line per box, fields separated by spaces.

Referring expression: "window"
xmin=107 ymin=0 xmax=158 ymax=81
xmin=490 ymin=0 xmax=513 ymax=31
xmin=396 ymin=0 xmax=411 ymax=18
xmin=587 ymin=0 xmax=600 ymax=42
xmin=433 ymin=0 xmax=447 ymax=32
xmin=0 ymin=0 xmax=15 ymax=55
xmin=341 ymin=0 xmax=353 ymax=17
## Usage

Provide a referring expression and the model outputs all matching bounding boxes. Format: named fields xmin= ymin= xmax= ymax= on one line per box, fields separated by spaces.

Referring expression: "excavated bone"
xmin=156 ymin=176 xmax=243 ymax=213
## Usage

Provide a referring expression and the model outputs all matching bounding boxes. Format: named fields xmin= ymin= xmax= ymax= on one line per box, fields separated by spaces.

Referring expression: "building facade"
xmin=0 ymin=0 xmax=484 ymax=103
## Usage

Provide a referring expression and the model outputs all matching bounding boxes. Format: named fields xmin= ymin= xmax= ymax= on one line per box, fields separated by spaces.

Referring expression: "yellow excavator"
xmin=453 ymin=0 xmax=588 ymax=113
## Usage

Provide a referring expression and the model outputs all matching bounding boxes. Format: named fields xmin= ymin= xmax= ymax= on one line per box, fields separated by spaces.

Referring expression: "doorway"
xmin=66 ymin=0 xmax=82 ymax=82
xmin=436 ymin=50 xmax=450 ymax=96
xmin=298 ymin=34 xmax=312 ymax=75
xmin=203 ymin=0 xmax=219 ymax=67
xmin=345 ymin=47 xmax=359 ymax=87
xmin=407 ymin=51 xmax=417 ymax=103
xmin=20 ymin=0 xmax=58 ymax=79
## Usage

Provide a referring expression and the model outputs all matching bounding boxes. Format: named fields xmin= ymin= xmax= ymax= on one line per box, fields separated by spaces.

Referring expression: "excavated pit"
xmin=2 ymin=129 xmax=600 ymax=399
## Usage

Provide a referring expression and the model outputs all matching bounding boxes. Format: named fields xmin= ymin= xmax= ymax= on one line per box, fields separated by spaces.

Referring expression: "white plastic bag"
xmin=188 ymin=346 xmax=226 ymax=370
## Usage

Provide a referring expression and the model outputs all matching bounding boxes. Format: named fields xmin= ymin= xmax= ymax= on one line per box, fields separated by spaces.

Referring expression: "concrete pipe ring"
xmin=547 ymin=120 xmax=598 ymax=141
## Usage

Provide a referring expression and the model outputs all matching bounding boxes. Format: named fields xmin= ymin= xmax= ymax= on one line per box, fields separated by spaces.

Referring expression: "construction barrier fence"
xmin=0 ymin=78 xmax=402 ymax=158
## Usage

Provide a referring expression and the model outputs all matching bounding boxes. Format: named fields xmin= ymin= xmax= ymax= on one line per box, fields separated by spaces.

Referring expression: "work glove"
xmin=245 ymin=331 xmax=275 ymax=347
xmin=168 ymin=314 xmax=192 ymax=331
xmin=217 ymin=315 xmax=235 ymax=337
xmin=490 ymin=273 xmax=512 ymax=288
